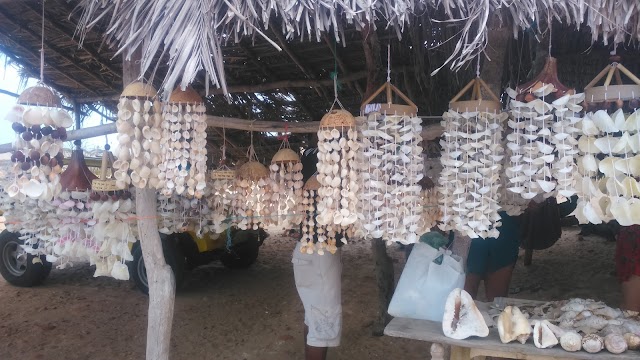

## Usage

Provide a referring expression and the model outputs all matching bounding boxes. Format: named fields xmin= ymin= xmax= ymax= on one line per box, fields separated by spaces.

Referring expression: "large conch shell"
xmin=532 ymin=320 xmax=558 ymax=349
xmin=497 ymin=306 xmax=531 ymax=344
xmin=442 ymin=288 xmax=489 ymax=340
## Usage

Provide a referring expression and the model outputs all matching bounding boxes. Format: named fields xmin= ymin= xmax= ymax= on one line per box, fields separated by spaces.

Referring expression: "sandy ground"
xmin=0 ymin=226 xmax=619 ymax=360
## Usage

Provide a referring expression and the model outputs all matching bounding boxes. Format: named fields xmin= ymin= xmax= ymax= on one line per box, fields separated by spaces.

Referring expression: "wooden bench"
xmin=384 ymin=317 xmax=640 ymax=360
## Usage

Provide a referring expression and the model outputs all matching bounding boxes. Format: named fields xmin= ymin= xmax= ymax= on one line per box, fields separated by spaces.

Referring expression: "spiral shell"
xmin=582 ymin=333 xmax=604 ymax=353
xmin=604 ymin=333 xmax=628 ymax=354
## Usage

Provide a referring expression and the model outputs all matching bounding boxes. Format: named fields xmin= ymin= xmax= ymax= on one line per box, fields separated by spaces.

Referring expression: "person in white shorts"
xmin=292 ymin=147 xmax=343 ymax=360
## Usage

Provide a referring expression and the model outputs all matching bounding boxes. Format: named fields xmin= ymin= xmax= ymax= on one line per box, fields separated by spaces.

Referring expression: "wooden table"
xmin=384 ymin=317 xmax=640 ymax=360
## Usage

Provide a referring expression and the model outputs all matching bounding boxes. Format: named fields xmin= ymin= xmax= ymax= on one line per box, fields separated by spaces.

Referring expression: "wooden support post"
xmin=124 ymin=48 xmax=176 ymax=360
xmin=371 ymin=238 xmax=394 ymax=336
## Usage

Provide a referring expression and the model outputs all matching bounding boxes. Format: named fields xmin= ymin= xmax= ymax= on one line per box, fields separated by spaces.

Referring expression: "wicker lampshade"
xmin=236 ymin=161 xmax=269 ymax=181
xmin=271 ymin=148 xmax=300 ymax=164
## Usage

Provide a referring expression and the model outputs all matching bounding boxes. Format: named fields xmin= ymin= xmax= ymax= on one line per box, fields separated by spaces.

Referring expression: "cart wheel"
xmin=0 ymin=231 xmax=52 ymax=287
xmin=129 ymin=235 xmax=185 ymax=295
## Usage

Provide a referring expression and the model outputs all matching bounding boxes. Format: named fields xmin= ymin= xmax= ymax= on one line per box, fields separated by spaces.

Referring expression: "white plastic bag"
xmin=388 ymin=244 xmax=465 ymax=322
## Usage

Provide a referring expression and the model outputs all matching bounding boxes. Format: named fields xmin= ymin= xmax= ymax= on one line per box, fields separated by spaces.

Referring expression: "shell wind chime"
xmin=358 ymin=82 xmax=424 ymax=244
xmin=506 ymin=57 xmax=583 ymax=206
xmin=438 ymin=77 xmax=506 ymax=238
xmin=233 ymin=136 xmax=274 ymax=230
xmin=5 ymin=85 xmax=71 ymax=201
xmin=573 ymin=55 xmax=640 ymax=226
xmin=270 ymin=135 xmax=304 ymax=229
xmin=160 ymin=87 xmax=208 ymax=198
xmin=89 ymin=147 xmax=136 ymax=280
xmin=114 ymin=82 xmax=163 ymax=190
xmin=299 ymin=175 xmax=322 ymax=254
xmin=315 ymin=108 xmax=359 ymax=254
xmin=207 ymin=133 xmax=237 ymax=233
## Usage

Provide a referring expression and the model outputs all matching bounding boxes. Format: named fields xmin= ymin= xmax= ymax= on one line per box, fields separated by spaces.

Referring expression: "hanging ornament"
xmin=358 ymin=80 xmax=424 ymax=244
xmin=207 ymin=127 xmax=237 ymax=233
xmin=233 ymin=133 xmax=274 ymax=230
xmin=505 ymin=57 xmax=583 ymax=206
xmin=160 ymin=87 xmax=208 ymax=198
xmin=114 ymin=81 xmax=162 ymax=189
xmin=269 ymin=133 xmax=304 ymax=229
xmin=299 ymin=175 xmax=322 ymax=254
xmin=438 ymin=75 xmax=506 ymax=239
xmin=573 ymin=54 xmax=640 ymax=226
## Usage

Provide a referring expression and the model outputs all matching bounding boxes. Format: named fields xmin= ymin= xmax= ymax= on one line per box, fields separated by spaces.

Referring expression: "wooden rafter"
xmin=0 ymin=38 xmax=98 ymax=95
xmin=0 ymin=6 xmax=115 ymax=90
xmin=21 ymin=1 xmax=122 ymax=80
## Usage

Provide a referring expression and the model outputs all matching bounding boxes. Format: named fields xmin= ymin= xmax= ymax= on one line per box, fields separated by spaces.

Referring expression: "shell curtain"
xmin=438 ymin=108 xmax=506 ymax=239
xmin=269 ymin=141 xmax=305 ymax=230
xmin=358 ymin=112 xmax=425 ymax=244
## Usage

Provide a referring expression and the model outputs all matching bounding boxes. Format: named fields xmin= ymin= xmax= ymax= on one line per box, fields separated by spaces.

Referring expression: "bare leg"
xmin=304 ymin=325 xmax=328 ymax=360
xmin=484 ymin=265 xmax=515 ymax=302
xmin=464 ymin=273 xmax=483 ymax=300
xmin=621 ymin=275 xmax=640 ymax=312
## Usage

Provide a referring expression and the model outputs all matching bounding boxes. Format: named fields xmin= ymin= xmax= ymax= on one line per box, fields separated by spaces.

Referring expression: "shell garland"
xmin=505 ymin=84 xmax=584 ymax=204
xmin=574 ymin=107 xmax=640 ymax=225
xmin=268 ymin=160 xmax=304 ymax=229
xmin=114 ymin=97 xmax=163 ymax=189
xmin=315 ymin=126 xmax=359 ymax=254
xmin=299 ymin=187 xmax=320 ymax=254
xmin=160 ymin=102 xmax=208 ymax=198
xmin=438 ymin=109 xmax=505 ymax=238
xmin=206 ymin=172 xmax=237 ymax=233
xmin=359 ymin=112 xmax=424 ymax=244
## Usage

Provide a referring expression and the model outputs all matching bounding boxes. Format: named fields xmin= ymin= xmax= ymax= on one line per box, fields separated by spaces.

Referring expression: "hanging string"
xmin=40 ymin=0 xmax=46 ymax=83
xmin=329 ymin=38 xmax=343 ymax=111
xmin=547 ymin=10 xmax=552 ymax=56
xmin=475 ymin=55 xmax=481 ymax=78
xmin=387 ymin=43 xmax=391 ymax=83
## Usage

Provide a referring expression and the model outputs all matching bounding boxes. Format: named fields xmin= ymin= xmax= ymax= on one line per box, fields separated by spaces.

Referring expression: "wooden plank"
xmin=384 ymin=318 xmax=640 ymax=360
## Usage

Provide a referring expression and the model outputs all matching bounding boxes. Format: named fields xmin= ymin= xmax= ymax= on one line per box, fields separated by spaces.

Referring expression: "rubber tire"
xmin=221 ymin=231 xmax=260 ymax=269
xmin=129 ymin=236 xmax=186 ymax=295
xmin=0 ymin=231 xmax=52 ymax=287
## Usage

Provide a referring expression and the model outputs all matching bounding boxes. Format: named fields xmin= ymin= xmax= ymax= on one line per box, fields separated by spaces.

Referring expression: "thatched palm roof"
xmin=1 ymin=0 xmax=640 ymax=163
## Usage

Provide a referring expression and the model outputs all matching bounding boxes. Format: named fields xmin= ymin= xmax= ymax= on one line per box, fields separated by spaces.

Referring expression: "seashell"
xmin=582 ymin=333 xmax=605 ymax=353
xmin=497 ymin=306 xmax=531 ymax=344
xmin=21 ymin=179 xmax=45 ymax=198
xmin=50 ymin=109 xmax=73 ymax=128
xmin=442 ymin=288 xmax=489 ymax=340
xmin=624 ymin=333 xmax=640 ymax=350
xmin=560 ymin=331 xmax=582 ymax=352
xmin=532 ymin=320 xmax=558 ymax=349
xmin=604 ymin=333 xmax=627 ymax=354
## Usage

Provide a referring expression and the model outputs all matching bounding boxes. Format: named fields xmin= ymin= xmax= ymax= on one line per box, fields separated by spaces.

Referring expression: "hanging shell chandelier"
xmin=573 ymin=55 xmax=640 ymax=226
xmin=114 ymin=82 xmax=163 ymax=190
xmin=299 ymin=175 xmax=322 ymax=254
xmin=358 ymin=82 xmax=424 ymax=244
xmin=505 ymin=57 xmax=583 ymax=205
xmin=315 ymin=108 xmax=359 ymax=254
xmin=233 ymin=140 xmax=274 ymax=231
xmin=5 ymin=85 xmax=71 ymax=201
xmin=160 ymin=87 xmax=208 ymax=198
xmin=269 ymin=136 xmax=304 ymax=230
xmin=207 ymin=134 xmax=237 ymax=234
xmin=438 ymin=77 xmax=506 ymax=238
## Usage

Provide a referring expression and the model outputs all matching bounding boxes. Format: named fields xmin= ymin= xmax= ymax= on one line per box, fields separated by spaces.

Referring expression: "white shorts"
xmin=292 ymin=243 xmax=342 ymax=347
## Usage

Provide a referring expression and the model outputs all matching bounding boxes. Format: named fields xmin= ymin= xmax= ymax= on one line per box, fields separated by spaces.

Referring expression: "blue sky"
xmin=0 ymin=55 xmax=115 ymax=153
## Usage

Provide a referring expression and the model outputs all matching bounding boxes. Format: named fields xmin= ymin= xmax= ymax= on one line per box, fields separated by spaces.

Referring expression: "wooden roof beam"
xmin=21 ymin=1 xmax=122 ymax=80
xmin=0 ymin=40 xmax=99 ymax=95
xmin=0 ymin=6 xmax=116 ymax=90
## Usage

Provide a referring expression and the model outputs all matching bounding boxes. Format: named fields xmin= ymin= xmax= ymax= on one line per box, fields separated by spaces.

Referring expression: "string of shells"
xmin=419 ymin=186 xmax=442 ymax=232
xmin=160 ymin=87 xmax=208 ymax=198
xmin=207 ymin=144 xmax=237 ymax=233
xmin=269 ymin=141 xmax=305 ymax=230
xmin=5 ymin=85 xmax=71 ymax=201
xmin=438 ymin=108 xmax=505 ymax=239
xmin=233 ymin=144 xmax=275 ymax=231
xmin=315 ymin=109 xmax=359 ymax=254
xmin=299 ymin=175 xmax=321 ymax=254
xmin=574 ymin=108 xmax=640 ymax=225
xmin=573 ymin=60 xmax=640 ymax=226
xmin=114 ymin=82 xmax=163 ymax=190
xmin=359 ymin=111 xmax=424 ymax=243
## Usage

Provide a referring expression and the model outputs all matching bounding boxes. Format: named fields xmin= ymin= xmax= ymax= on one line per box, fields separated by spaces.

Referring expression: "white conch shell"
xmin=442 ymin=288 xmax=489 ymax=340
xmin=624 ymin=333 xmax=640 ymax=350
xmin=497 ymin=306 xmax=531 ymax=344
xmin=532 ymin=320 xmax=558 ymax=349
xmin=560 ymin=331 xmax=582 ymax=352
xmin=604 ymin=333 xmax=628 ymax=354
xmin=582 ymin=333 xmax=605 ymax=353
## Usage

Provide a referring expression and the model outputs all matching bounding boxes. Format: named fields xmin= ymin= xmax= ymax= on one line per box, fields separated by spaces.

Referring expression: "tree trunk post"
xmin=371 ymin=238 xmax=394 ymax=336
xmin=123 ymin=49 xmax=176 ymax=360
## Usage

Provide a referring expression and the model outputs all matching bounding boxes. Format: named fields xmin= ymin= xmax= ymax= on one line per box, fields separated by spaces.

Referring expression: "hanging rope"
xmin=547 ymin=9 xmax=553 ymax=56
xmin=475 ymin=55 xmax=481 ymax=78
xmin=387 ymin=43 xmax=391 ymax=83
xmin=329 ymin=38 xmax=344 ymax=111
xmin=40 ymin=0 xmax=46 ymax=83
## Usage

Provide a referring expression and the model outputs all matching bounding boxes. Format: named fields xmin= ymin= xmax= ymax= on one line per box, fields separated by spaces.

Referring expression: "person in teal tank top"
xmin=464 ymin=211 xmax=522 ymax=301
